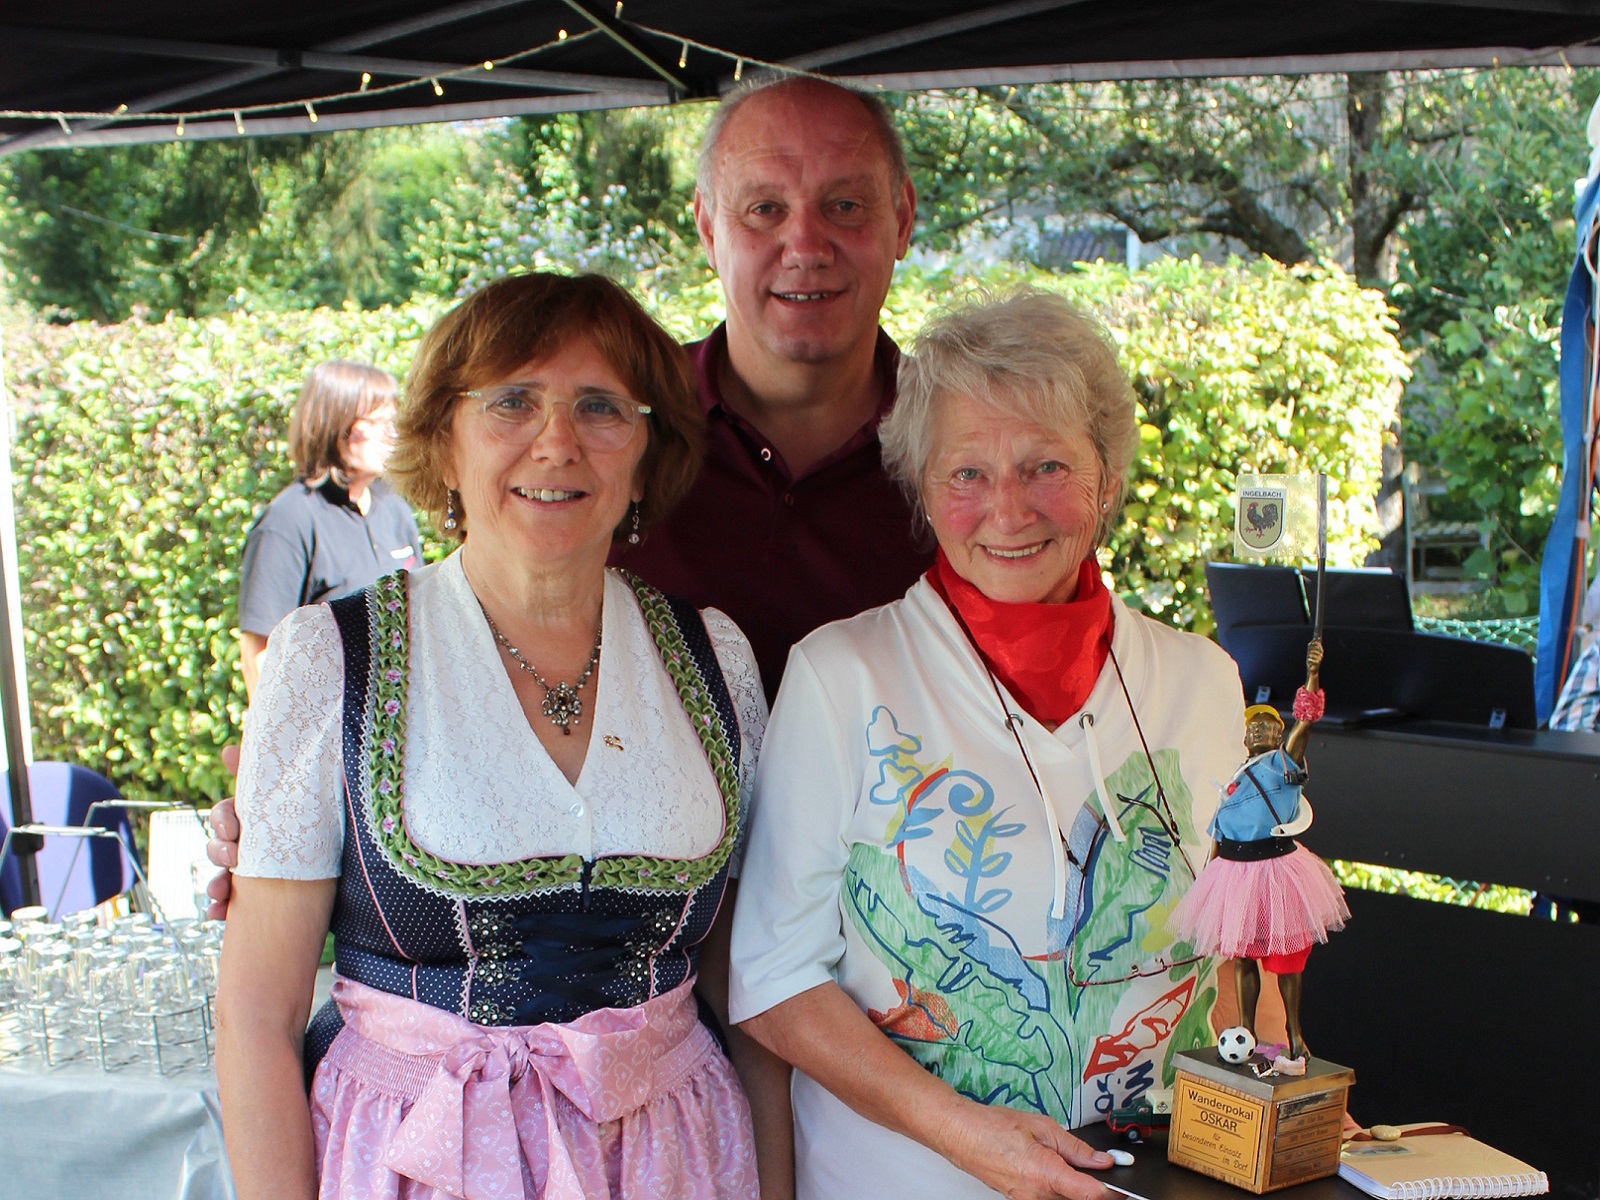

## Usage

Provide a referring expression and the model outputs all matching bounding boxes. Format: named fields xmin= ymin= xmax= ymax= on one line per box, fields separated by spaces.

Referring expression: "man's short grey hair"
xmin=881 ymin=290 xmax=1139 ymax=545
xmin=695 ymin=74 xmax=910 ymax=214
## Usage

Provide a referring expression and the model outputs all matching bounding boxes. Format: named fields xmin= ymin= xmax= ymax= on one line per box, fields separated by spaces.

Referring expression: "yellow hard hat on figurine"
xmin=1243 ymin=703 xmax=1284 ymax=726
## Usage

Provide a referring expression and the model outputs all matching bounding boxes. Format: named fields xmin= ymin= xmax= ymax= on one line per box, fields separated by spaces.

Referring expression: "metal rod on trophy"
xmin=1311 ymin=472 xmax=1327 ymax=643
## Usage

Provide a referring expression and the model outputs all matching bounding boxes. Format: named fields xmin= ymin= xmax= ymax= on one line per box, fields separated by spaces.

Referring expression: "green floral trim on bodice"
xmin=362 ymin=569 xmax=741 ymax=899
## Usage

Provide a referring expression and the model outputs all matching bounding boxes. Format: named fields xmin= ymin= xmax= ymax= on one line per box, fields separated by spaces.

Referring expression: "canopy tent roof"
xmin=5 ymin=0 xmax=1600 ymax=155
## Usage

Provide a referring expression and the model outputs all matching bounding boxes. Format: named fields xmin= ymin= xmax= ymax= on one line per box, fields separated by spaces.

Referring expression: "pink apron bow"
xmin=383 ymin=1011 xmax=653 ymax=1200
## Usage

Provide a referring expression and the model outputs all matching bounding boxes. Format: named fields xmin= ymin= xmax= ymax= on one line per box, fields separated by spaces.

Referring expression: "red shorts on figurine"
xmin=1260 ymin=946 xmax=1313 ymax=975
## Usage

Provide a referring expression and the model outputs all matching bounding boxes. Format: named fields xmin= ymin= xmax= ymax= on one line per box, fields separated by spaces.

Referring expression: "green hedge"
xmin=883 ymin=257 xmax=1409 ymax=629
xmin=0 ymin=256 xmax=1404 ymax=804
xmin=2 ymin=304 xmax=444 ymax=803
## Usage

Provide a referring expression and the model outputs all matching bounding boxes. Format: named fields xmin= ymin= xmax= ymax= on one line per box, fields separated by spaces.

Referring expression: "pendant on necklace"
xmin=542 ymin=683 xmax=583 ymax=734
xmin=476 ymin=598 xmax=601 ymax=737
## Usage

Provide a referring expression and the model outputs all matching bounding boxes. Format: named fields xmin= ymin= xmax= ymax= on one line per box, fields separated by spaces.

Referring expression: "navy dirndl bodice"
xmin=304 ymin=570 xmax=742 ymax=1070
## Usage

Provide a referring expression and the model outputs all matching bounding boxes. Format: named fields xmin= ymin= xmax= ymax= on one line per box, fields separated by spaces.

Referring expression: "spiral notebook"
xmin=1339 ymin=1126 xmax=1548 ymax=1199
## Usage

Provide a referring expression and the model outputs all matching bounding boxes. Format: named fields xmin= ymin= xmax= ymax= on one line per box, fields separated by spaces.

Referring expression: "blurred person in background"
xmin=237 ymin=360 xmax=423 ymax=698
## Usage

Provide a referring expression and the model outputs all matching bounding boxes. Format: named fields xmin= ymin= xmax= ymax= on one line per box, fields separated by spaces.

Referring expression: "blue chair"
xmin=0 ymin=806 xmax=18 ymax=914
xmin=0 ymin=762 xmax=136 ymax=916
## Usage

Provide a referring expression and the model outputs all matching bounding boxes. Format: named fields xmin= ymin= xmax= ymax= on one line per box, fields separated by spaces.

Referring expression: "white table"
xmin=0 ymin=964 xmax=343 ymax=1198
xmin=0 ymin=1055 xmax=234 ymax=1199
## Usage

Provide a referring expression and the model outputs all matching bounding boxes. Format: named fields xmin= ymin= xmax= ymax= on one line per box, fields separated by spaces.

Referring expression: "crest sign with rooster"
xmin=1237 ymin=486 xmax=1287 ymax=552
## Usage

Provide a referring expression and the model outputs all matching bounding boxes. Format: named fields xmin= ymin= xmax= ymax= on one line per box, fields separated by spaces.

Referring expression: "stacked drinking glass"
xmin=0 ymin=906 xmax=223 ymax=1073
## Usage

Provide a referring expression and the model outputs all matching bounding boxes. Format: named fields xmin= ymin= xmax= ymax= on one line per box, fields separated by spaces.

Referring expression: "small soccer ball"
xmin=1217 ymin=1026 xmax=1256 ymax=1064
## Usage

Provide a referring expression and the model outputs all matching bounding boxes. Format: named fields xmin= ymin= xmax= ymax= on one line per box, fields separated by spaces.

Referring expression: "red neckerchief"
xmin=927 ymin=548 xmax=1113 ymax=727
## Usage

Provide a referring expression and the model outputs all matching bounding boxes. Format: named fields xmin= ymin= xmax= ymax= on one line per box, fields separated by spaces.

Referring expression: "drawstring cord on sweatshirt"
xmin=966 ymin=633 xmax=1194 ymax=918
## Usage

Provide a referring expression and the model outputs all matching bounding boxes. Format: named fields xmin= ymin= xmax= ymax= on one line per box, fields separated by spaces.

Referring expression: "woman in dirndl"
xmin=216 ymin=273 xmax=783 ymax=1200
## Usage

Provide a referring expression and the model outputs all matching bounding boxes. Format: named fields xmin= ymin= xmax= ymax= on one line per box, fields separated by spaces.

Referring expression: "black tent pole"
xmin=0 ymin=528 xmax=38 ymax=908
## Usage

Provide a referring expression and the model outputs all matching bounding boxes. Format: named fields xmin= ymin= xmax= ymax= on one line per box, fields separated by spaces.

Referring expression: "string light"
xmin=7 ymin=28 xmax=614 ymax=135
xmin=12 ymin=26 xmax=1576 ymax=144
xmin=614 ymin=1 xmax=623 ymax=15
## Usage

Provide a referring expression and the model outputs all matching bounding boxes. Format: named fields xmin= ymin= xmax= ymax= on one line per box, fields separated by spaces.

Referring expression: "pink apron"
xmin=310 ymin=976 xmax=758 ymax=1200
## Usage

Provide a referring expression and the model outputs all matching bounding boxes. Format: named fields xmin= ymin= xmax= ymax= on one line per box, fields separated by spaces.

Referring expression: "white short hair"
xmin=881 ymin=289 xmax=1138 ymax=544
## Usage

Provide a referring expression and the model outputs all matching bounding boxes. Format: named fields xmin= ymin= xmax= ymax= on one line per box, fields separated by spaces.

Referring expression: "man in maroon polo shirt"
xmin=205 ymin=78 xmax=929 ymax=877
xmin=612 ymin=76 xmax=931 ymax=697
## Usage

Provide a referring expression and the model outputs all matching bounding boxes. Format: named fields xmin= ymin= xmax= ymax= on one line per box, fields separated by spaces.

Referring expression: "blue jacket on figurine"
xmin=1210 ymin=748 xmax=1307 ymax=842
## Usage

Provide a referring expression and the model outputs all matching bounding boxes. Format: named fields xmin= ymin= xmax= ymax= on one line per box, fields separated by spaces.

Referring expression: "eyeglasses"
xmin=463 ymin=384 xmax=651 ymax=452
xmin=1060 ymin=794 xmax=1206 ymax=989
xmin=347 ymin=408 xmax=397 ymax=440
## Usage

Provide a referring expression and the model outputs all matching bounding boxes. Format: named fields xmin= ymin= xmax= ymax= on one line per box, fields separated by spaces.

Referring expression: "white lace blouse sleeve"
xmin=235 ymin=604 xmax=347 ymax=880
xmin=702 ymin=607 xmax=767 ymax=878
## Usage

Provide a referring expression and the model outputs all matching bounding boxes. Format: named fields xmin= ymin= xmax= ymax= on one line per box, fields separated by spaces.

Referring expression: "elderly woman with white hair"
xmin=729 ymin=290 xmax=1246 ymax=1200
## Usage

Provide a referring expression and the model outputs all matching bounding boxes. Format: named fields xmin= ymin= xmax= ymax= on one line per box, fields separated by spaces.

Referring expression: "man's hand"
xmin=204 ymin=797 xmax=240 ymax=919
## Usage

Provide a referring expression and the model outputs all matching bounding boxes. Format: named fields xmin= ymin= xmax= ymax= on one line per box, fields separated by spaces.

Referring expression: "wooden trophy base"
xmin=1168 ymin=1048 xmax=1355 ymax=1193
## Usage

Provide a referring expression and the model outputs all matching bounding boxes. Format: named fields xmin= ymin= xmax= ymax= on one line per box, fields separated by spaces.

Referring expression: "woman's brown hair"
xmin=287 ymin=360 xmax=397 ymax=486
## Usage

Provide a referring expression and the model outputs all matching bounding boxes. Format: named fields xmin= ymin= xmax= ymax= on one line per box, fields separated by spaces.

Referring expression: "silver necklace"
xmin=479 ymin=604 xmax=602 ymax=735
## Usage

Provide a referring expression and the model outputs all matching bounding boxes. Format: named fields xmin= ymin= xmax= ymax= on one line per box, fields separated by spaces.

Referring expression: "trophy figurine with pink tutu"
xmin=1168 ymin=637 xmax=1349 ymax=1063
xmin=1171 ymin=472 xmax=1351 ymax=1066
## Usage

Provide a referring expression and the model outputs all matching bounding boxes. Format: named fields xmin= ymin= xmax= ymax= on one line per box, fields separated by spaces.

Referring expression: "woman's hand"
xmin=936 ymin=1099 xmax=1119 ymax=1200
xmin=743 ymin=983 xmax=1117 ymax=1200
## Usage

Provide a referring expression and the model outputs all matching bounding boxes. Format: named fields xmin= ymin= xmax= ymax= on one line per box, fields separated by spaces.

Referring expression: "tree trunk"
xmin=1347 ymin=72 xmax=1414 ymax=288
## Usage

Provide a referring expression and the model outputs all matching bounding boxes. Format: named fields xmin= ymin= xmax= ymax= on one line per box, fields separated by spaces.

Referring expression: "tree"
xmin=0 ymin=130 xmax=455 ymax=320
xmin=1389 ymin=69 xmax=1597 ymax=607
xmin=409 ymin=108 xmax=707 ymax=298
xmin=899 ymin=69 xmax=1593 ymax=604
xmin=897 ymin=70 xmax=1582 ymax=292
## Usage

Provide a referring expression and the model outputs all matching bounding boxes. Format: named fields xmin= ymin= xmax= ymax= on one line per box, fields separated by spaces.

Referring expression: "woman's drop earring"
xmin=627 ymin=502 xmax=642 ymax=545
xmin=444 ymin=489 xmax=459 ymax=532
